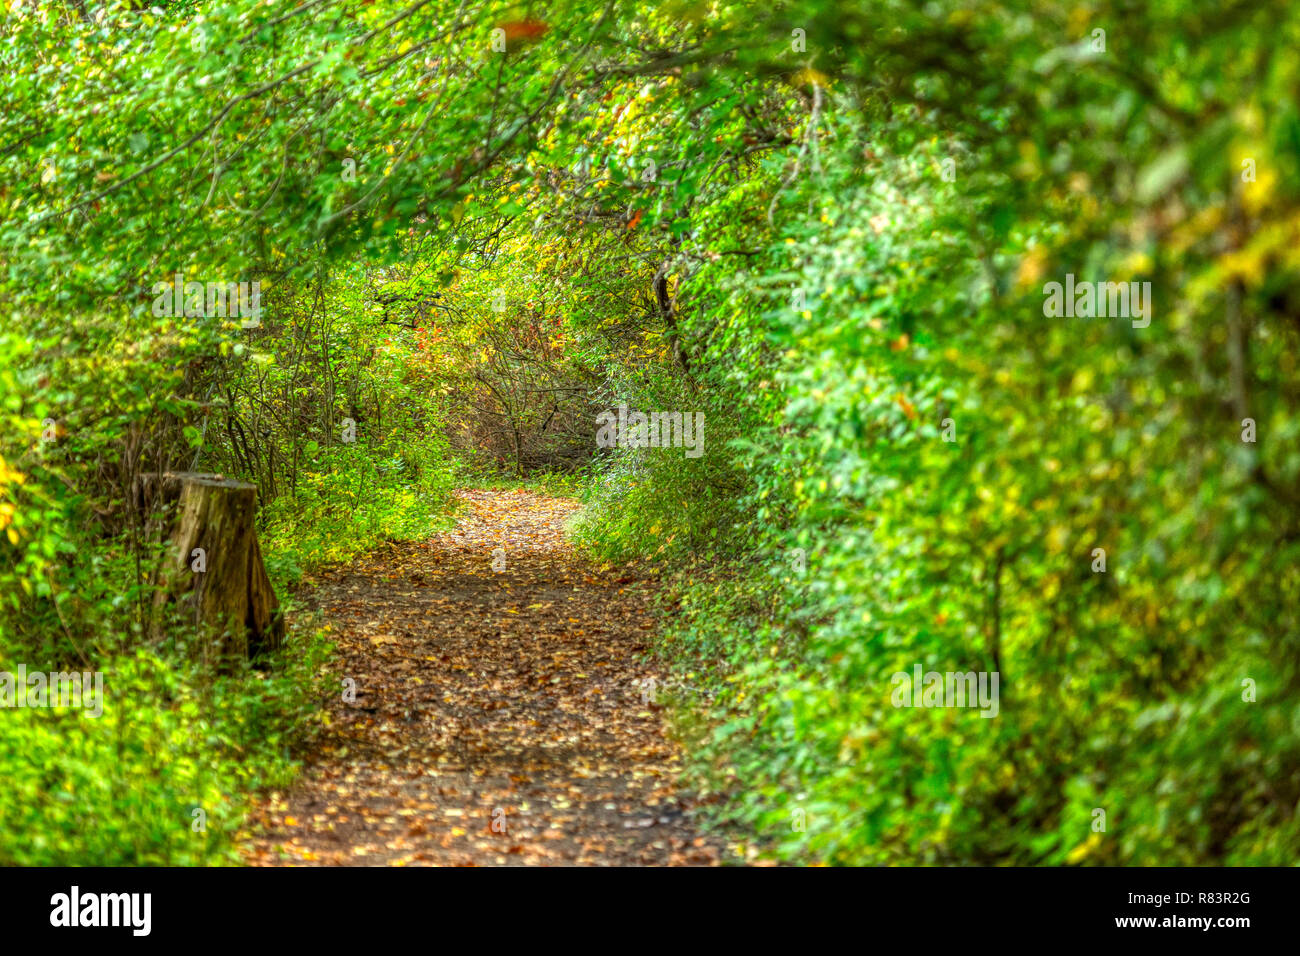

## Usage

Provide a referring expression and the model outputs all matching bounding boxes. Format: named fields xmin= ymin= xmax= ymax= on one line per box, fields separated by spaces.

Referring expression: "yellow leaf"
xmin=790 ymin=67 xmax=830 ymax=88
xmin=1066 ymin=832 xmax=1102 ymax=863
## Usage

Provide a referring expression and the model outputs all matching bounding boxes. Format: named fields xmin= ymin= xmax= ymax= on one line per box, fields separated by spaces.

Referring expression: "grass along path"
xmin=244 ymin=488 xmax=728 ymax=866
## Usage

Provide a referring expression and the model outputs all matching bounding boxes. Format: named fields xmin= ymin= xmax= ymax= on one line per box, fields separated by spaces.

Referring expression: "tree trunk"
xmin=149 ymin=472 xmax=284 ymax=663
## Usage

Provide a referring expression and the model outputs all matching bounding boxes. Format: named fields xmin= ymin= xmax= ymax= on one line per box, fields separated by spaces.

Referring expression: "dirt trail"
xmin=245 ymin=488 xmax=725 ymax=866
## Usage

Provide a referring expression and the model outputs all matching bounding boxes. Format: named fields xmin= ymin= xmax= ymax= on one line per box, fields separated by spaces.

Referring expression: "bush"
xmin=0 ymin=634 xmax=328 ymax=866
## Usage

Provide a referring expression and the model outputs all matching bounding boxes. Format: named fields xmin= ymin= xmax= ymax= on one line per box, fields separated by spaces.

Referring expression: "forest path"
xmin=244 ymin=488 xmax=724 ymax=866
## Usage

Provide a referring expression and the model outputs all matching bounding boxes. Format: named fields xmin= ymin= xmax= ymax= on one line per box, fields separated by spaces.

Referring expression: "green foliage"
xmin=570 ymin=384 xmax=749 ymax=564
xmin=568 ymin=1 xmax=1300 ymax=865
xmin=261 ymin=445 xmax=457 ymax=585
xmin=0 ymin=632 xmax=329 ymax=866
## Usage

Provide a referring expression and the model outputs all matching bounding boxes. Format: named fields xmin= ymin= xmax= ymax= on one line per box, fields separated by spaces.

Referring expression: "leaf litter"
xmin=244 ymin=488 xmax=729 ymax=866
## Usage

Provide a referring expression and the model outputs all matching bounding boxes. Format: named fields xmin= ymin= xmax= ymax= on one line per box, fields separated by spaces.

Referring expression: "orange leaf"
xmin=499 ymin=20 xmax=548 ymax=42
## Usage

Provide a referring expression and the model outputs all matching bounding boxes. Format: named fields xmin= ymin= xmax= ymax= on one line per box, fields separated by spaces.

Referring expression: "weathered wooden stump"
xmin=148 ymin=472 xmax=284 ymax=662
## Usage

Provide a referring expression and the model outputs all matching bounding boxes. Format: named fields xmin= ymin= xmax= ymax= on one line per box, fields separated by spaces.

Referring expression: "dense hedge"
xmin=571 ymin=2 xmax=1300 ymax=864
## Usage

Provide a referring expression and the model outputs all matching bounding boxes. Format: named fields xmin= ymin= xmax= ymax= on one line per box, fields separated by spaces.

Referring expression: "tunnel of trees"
xmin=2 ymin=0 xmax=1299 ymax=866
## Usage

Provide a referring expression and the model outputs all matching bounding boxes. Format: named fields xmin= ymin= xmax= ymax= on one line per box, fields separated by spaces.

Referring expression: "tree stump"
xmin=150 ymin=472 xmax=284 ymax=662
